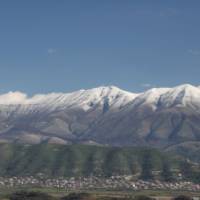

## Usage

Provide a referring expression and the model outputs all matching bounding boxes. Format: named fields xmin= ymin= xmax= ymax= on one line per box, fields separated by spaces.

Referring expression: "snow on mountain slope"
xmin=127 ymin=84 xmax=200 ymax=110
xmin=0 ymin=86 xmax=138 ymax=114
xmin=130 ymin=88 xmax=171 ymax=109
xmin=158 ymin=84 xmax=200 ymax=108
xmin=1 ymin=84 xmax=200 ymax=111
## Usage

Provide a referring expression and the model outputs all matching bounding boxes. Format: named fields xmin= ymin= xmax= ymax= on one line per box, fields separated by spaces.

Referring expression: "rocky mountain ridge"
xmin=0 ymin=84 xmax=200 ymax=148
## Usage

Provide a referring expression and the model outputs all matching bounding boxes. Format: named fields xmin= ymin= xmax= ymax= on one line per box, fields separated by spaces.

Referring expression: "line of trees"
xmin=139 ymin=152 xmax=175 ymax=181
xmin=138 ymin=154 xmax=197 ymax=182
xmin=8 ymin=191 xmax=193 ymax=200
xmin=139 ymin=155 xmax=200 ymax=182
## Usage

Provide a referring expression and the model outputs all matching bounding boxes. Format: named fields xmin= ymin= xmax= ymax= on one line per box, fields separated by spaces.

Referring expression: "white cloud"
xmin=188 ymin=49 xmax=200 ymax=56
xmin=47 ymin=48 xmax=57 ymax=55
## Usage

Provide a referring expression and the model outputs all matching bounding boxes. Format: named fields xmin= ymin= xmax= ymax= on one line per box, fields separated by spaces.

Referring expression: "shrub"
xmin=9 ymin=191 xmax=56 ymax=200
xmin=61 ymin=193 xmax=96 ymax=200
xmin=173 ymin=195 xmax=192 ymax=200
xmin=134 ymin=195 xmax=155 ymax=200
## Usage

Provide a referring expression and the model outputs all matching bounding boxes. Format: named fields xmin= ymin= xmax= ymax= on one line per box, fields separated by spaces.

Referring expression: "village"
xmin=0 ymin=176 xmax=200 ymax=191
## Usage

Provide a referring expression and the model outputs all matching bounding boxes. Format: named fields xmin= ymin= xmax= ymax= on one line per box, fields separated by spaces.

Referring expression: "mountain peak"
xmin=173 ymin=83 xmax=198 ymax=91
xmin=159 ymin=84 xmax=200 ymax=107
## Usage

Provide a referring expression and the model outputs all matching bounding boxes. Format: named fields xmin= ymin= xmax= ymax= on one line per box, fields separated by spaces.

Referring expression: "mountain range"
xmin=0 ymin=84 xmax=200 ymax=149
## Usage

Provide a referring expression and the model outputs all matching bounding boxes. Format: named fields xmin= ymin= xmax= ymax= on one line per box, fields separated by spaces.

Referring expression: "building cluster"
xmin=0 ymin=176 xmax=200 ymax=191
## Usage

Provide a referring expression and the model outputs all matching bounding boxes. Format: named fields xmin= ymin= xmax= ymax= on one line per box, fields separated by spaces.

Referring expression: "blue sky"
xmin=0 ymin=0 xmax=200 ymax=95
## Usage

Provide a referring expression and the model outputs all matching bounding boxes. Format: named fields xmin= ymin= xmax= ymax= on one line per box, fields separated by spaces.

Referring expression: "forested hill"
xmin=0 ymin=144 xmax=179 ymax=178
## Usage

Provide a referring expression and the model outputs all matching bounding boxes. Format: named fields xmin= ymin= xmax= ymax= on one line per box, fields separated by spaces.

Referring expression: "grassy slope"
xmin=0 ymin=144 xmax=179 ymax=177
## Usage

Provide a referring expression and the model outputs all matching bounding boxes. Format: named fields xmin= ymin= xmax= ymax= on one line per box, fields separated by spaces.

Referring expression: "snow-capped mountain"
xmin=0 ymin=84 xmax=200 ymax=147
xmin=0 ymin=86 xmax=137 ymax=111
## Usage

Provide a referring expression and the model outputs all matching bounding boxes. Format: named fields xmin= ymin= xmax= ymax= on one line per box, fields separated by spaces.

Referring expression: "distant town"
xmin=1 ymin=175 xmax=200 ymax=191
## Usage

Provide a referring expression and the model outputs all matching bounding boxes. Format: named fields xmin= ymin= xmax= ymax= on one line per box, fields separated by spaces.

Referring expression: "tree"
xmin=140 ymin=153 xmax=154 ymax=180
xmin=180 ymin=160 xmax=193 ymax=180
xmin=61 ymin=193 xmax=96 ymax=200
xmin=173 ymin=195 xmax=192 ymax=200
xmin=161 ymin=160 xmax=174 ymax=182
xmin=134 ymin=195 xmax=156 ymax=200
xmin=131 ymin=161 xmax=138 ymax=175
